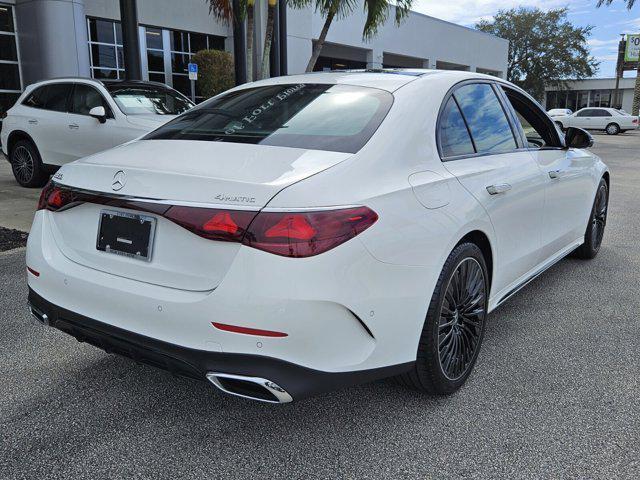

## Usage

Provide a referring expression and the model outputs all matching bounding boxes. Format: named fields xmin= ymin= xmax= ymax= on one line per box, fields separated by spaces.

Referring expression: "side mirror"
xmin=89 ymin=106 xmax=107 ymax=124
xmin=564 ymin=127 xmax=593 ymax=149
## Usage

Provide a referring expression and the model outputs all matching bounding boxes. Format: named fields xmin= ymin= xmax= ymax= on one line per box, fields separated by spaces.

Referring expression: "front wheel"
xmin=573 ymin=178 xmax=608 ymax=259
xmin=605 ymin=123 xmax=620 ymax=135
xmin=398 ymin=243 xmax=489 ymax=395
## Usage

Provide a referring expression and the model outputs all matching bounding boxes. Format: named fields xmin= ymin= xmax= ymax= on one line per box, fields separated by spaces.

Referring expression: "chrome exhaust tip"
xmin=206 ymin=372 xmax=293 ymax=404
xmin=28 ymin=303 xmax=49 ymax=326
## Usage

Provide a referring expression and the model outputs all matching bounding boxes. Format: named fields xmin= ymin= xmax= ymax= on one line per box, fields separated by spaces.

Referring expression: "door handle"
xmin=486 ymin=183 xmax=512 ymax=195
xmin=28 ymin=119 xmax=38 ymax=125
xmin=68 ymin=124 xmax=79 ymax=130
xmin=548 ymin=170 xmax=563 ymax=179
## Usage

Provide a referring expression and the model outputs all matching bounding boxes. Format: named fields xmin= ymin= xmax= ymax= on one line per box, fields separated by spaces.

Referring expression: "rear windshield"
xmin=106 ymin=85 xmax=194 ymax=116
xmin=143 ymin=84 xmax=393 ymax=153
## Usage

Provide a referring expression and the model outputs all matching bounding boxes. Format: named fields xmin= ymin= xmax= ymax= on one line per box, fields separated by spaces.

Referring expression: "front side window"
xmin=439 ymin=97 xmax=475 ymax=157
xmin=144 ymin=84 xmax=393 ymax=154
xmin=70 ymin=84 xmax=112 ymax=116
xmin=453 ymin=83 xmax=517 ymax=155
xmin=106 ymin=85 xmax=193 ymax=115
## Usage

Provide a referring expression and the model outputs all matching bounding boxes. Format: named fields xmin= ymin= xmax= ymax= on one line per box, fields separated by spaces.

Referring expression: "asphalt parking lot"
xmin=1 ymin=133 xmax=640 ymax=479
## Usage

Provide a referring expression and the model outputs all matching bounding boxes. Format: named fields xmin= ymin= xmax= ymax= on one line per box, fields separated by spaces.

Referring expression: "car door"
xmin=439 ymin=82 xmax=547 ymax=297
xmin=573 ymin=109 xmax=597 ymax=129
xmin=66 ymin=83 xmax=116 ymax=159
xmin=498 ymin=85 xmax=596 ymax=259
xmin=22 ymin=83 xmax=75 ymax=165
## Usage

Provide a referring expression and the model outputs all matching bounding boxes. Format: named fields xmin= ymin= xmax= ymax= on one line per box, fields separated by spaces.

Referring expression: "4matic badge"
xmin=215 ymin=194 xmax=256 ymax=204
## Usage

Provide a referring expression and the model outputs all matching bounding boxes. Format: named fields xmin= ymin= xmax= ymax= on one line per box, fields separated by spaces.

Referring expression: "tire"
xmin=10 ymin=139 xmax=48 ymax=188
xmin=573 ymin=178 xmax=608 ymax=259
xmin=605 ymin=123 xmax=620 ymax=135
xmin=398 ymin=242 xmax=489 ymax=395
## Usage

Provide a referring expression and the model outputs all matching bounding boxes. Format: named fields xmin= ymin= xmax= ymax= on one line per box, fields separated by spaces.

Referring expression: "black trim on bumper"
xmin=28 ymin=288 xmax=414 ymax=401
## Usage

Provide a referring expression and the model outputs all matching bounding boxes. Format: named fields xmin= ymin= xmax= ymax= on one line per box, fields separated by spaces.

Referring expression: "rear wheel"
xmin=10 ymin=139 xmax=48 ymax=188
xmin=574 ymin=178 xmax=608 ymax=259
xmin=605 ymin=123 xmax=620 ymax=135
xmin=398 ymin=242 xmax=488 ymax=395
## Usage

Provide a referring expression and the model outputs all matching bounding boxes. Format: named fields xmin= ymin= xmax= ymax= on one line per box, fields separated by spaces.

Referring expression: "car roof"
xmin=239 ymin=69 xmax=509 ymax=93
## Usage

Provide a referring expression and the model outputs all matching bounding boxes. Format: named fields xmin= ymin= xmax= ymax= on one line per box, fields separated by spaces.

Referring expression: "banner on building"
xmin=624 ymin=34 xmax=640 ymax=62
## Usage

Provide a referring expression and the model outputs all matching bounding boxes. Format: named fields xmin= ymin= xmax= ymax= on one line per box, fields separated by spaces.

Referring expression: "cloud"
xmin=588 ymin=38 xmax=620 ymax=48
xmin=411 ymin=0 xmax=590 ymax=26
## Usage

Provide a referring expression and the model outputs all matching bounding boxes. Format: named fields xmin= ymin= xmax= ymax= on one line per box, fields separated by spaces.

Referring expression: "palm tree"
xmin=207 ymin=0 xmax=256 ymax=81
xmin=596 ymin=0 xmax=636 ymax=7
xmin=305 ymin=0 xmax=414 ymax=72
xmin=259 ymin=0 xmax=278 ymax=79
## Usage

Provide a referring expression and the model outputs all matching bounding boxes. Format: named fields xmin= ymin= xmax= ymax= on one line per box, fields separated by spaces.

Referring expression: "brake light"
xmin=37 ymin=182 xmax=77 ymax=211
xmin=633 ymin=118 xmax=638 ymax=124
xmin=243 ymin=206 xmax=378 ymax=257
xmin=164 ymin=205 xmax=257 ymax=242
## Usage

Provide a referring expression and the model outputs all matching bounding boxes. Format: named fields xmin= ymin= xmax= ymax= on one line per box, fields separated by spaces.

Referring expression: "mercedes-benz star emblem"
xmin=112 ymin=170 xmax=126 ymax=191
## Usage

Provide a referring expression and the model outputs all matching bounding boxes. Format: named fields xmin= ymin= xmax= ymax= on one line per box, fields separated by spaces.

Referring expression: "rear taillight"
xmin=633 ymin=118 xmax=638 ymax=124
xmin=164 ymin=206 xmax=257 ymax=242
xmin=243 ymin=206 xmax=378 ymax=257
xmin=37 ymin=184 xmax=378 ymax=257
xmin=37 ymin=182 xmax=77 ymax=212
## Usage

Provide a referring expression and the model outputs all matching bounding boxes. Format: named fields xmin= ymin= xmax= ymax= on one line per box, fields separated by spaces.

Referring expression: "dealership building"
xmin=544 ymin=77 xmax=638 ymax=113
xmin=0 ymin=0 xmax=508 ymax=113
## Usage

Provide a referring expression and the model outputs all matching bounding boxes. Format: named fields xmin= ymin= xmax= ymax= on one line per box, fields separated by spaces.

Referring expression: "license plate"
xmin=96 ymin=210 xmax=156 ymax=261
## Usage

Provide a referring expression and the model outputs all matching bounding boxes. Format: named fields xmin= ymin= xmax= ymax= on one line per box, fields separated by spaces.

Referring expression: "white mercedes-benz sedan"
xmin=26 ymin=70 xmax=609 ymax=403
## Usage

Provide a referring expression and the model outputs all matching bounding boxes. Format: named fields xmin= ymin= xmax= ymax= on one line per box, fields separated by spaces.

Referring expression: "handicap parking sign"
xmin=188 ymin=63 xmax=198 ymax=80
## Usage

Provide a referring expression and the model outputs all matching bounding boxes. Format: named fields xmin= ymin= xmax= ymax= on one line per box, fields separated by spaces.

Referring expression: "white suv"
xmin=1 ymin=78 xmax=194 ymax=187
xmin=553 ymin=107 xmax=639 ymax=135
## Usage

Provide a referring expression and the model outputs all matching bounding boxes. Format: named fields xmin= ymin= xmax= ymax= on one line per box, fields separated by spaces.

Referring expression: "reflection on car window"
xmin=439 ymin=97 xmax=475 ymax=157
xmin=107 ymin=86 xmax=193 ymax=115
xmin=71 ymin=84 xmax=111 ymax=116
xmin=144 ymin=84 xmax=393 ymax=154
xmin=453 ymin=83 xmax=517 ymax=154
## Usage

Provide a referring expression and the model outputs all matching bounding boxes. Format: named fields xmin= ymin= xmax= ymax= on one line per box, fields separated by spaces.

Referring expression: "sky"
xmin=412 ymin=0 xmax=640 ymax=78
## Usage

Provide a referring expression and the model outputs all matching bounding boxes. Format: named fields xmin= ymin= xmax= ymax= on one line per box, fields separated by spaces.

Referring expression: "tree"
xmin=191 ymin=49 xmax=235 ymax=98
xmin=259 ymin=0 xmax=277 ymax=79
xmin=476 ymin=7 xmax=598 ymax=100
xmin=596 ymin=0 xmax=636 ymax=7
xmin=304 ymin=0 xmax=413 ymax=72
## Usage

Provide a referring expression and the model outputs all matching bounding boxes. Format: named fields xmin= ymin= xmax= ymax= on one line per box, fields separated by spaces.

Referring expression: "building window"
xmin=314 ymin=56 xmax=367 ymax=72
xmin=87 ymin=17 xmax=124 ymax=80
xmin=0 ymin=4 xmax=21 ymax=116
xmin=145 ymin=27 xmax=165 ymax=83
xmin=169 ymin=29 xmax=225 ymax=99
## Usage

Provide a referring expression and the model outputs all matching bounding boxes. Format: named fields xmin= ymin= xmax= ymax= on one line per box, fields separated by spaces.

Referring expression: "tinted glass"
xmin=107 ymin=85 xmax=193 ymax=115
xmin=0 ymin=35 xmax=17 ymax=61
xmin=71 ymin=84 xmax=110 ymax=116
xmin=0 ymin=92 xmax=19 ymax=116
xmin=43 ymin=84 xmax=72 ymax=112
xmin=145 ymin=84 xmax=393 ymax=154
xmin=92 ymin=68 xmax=119 ymax=80
xmin=146 ymin=27 xmax=163 ymax=50
xmin=596 ymin=109 xmax=611 ymax=117
xmin=170 ymin=31 xmax=188 ymax=52
xmin=209 ymin=35 xmax=225 ymax=50
xmin=149 ymin=73 xmax=166 ymax=83
xmin=172 ymin=53 xmax=189 ymax=73
xmin=0 ymin=63 xmax=20 ymax=90
xmin=23 ymin=86 xmax=48 ymax=109
xmin=190 ymin=33 xmax=207 ymax=53
xmin=454 ymin=83 xmax=516 ymax=154
xmin=147 ymin=50 xmax=164 ymax=72
xmin=88 ymin=18 xmax=115 ymax=44
xmin=115 ymin=22 xmax=123 ymax=44
xmin=91 ymin=44 xmax=117 ymax=69
xmin=439 ymin=97 xmax=475 ymax=157
xmin=0 ymin=5 xmax=15 ymax=32
xmin=576 ymin=109 xmax=594 ymax=117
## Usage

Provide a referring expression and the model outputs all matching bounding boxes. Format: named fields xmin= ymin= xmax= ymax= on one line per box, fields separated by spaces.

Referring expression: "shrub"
xmin=191 ymin=49 xmax=235 ymax=99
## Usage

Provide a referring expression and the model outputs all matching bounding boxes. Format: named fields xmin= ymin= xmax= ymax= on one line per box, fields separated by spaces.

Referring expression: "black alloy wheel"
xmin=438 ymin=257 xmax=486 ymax=380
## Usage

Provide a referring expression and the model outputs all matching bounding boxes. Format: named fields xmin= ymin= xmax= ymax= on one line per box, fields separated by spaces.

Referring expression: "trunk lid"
xmin=50 ymin=140 xmax=350 ymax=291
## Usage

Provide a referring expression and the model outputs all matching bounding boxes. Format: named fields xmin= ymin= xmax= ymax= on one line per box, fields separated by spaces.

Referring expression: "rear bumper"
xmin=28 ymin=287 xmax=412 ymax=401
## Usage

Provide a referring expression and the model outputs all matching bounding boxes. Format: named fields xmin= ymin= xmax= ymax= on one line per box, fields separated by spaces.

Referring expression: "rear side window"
xmin=22 ymin=84 xmax=72 ymax=112
xmin=577 ymin=109 xmax=594 ymax=117
xmin=439 ymin=97 xmax=475 ymax=157
xmin=596 ymin=110 xmax=611 ymax=117
xmin=453 ymin=83 xmax=517 ymax=155
xmin=144 ymin=84 xmax=393 ymax=154
xmin=70 ymin=84 xmax=112 ymax=116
